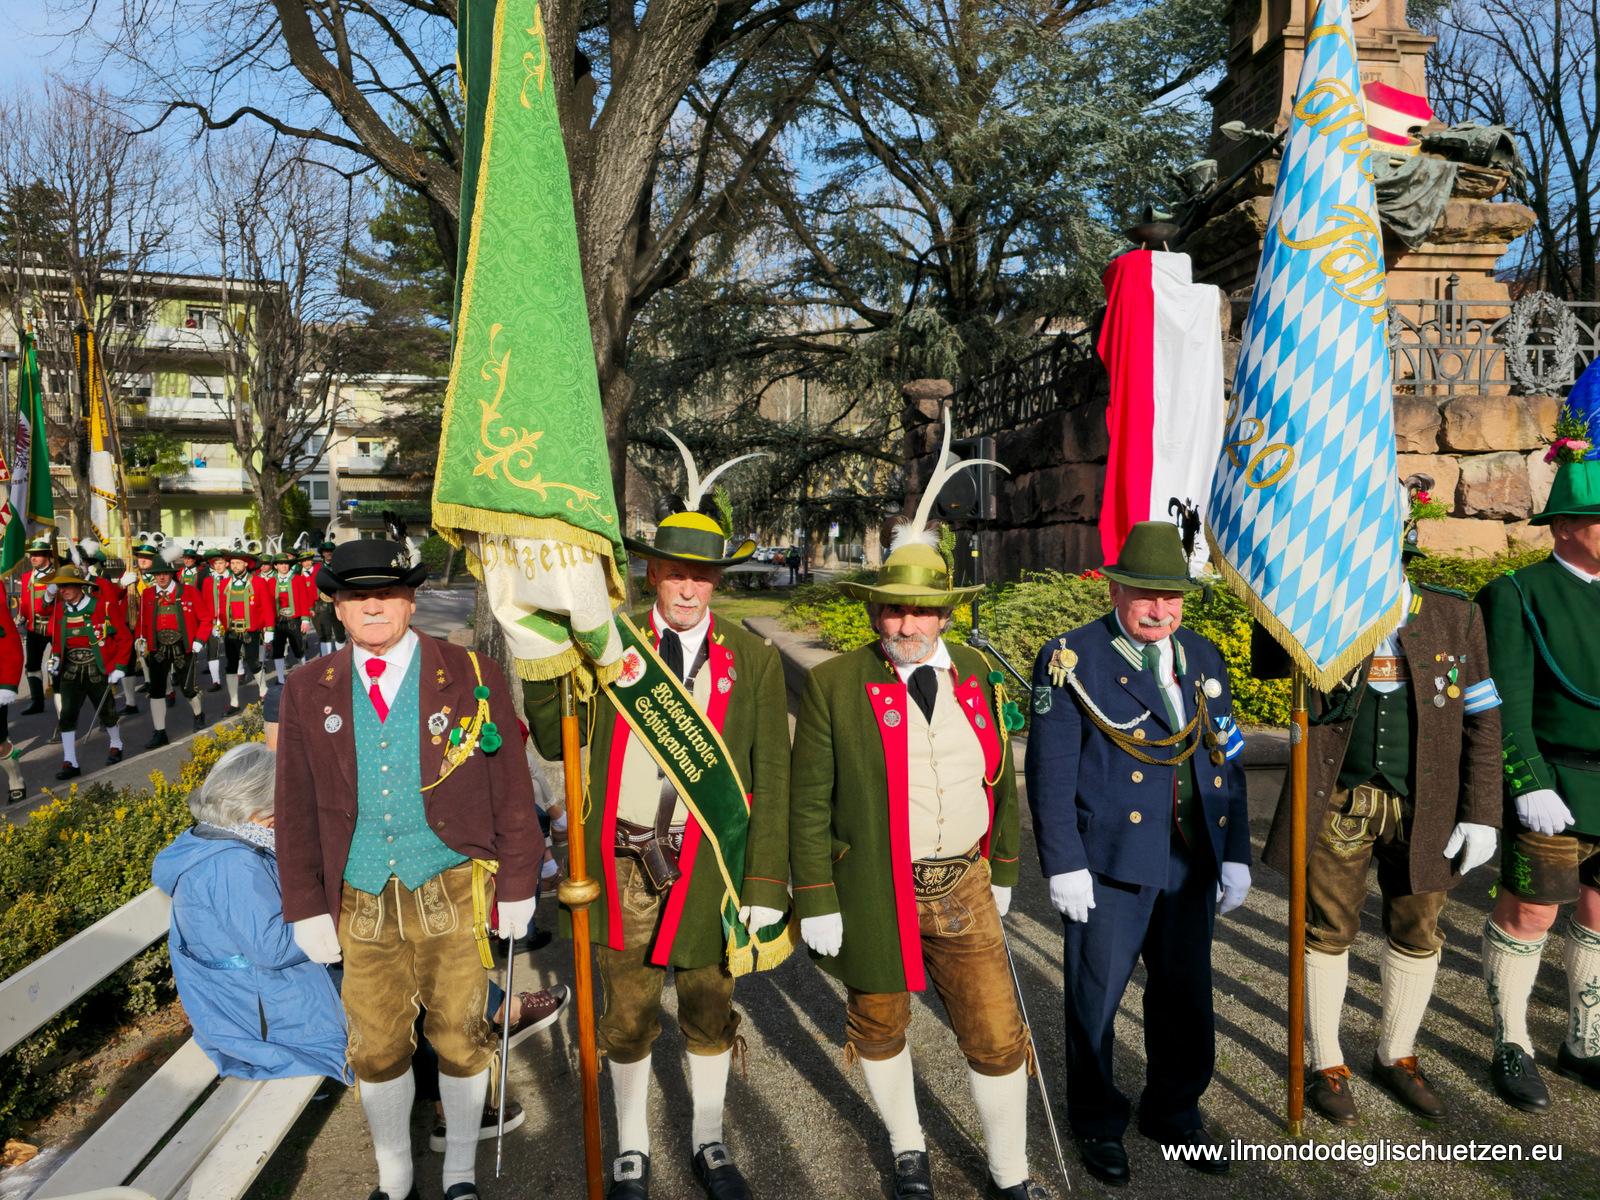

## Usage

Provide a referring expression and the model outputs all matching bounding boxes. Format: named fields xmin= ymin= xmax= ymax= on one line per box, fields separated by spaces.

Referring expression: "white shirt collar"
xmin=1114 ymin=612 xmax=1170 ymax=665
xmin=654 ymin=605 xmax=711 ymax=667
xmin=352 ymin=628 xmax=418 ymax=689
xmin=888 ymin=636 xmax=953 ymax=684
xmin=1554 ymin=553 xmax=1600 ymax=583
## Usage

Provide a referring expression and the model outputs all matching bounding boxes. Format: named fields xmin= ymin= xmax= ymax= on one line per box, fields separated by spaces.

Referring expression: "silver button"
xmin=386 ymin=835 xmax=393 ymax=843
xmin=382 ymin=789 xmax=390 ymax=797
xmin=388 ymin=858 xmax=396 ymax=867
xmin=384 ymin=814 xmax=392 ymax=821
xmin=379 ymin=741 xmax=387 ymax=749
xmin=381 ymin=765 xmax=388 ymax=773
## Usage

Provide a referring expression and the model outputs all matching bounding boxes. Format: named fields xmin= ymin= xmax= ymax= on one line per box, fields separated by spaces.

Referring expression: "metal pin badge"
xmin=428 ymin=711 xmax=450 ymax=736
xmin=884 ymin=710 xmax=902 ymax=728
xmin=1203 ymin=678 xmax=1223 ymax=699
xmin=717 ymin=677 xmax=732 ymax=694
xmin=324 ymin=713 xmax=343 ymax=733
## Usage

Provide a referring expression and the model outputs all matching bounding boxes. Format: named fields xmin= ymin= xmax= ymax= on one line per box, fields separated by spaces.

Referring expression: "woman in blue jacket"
xmin=153 ymin=742 xmax=350 ymax=1081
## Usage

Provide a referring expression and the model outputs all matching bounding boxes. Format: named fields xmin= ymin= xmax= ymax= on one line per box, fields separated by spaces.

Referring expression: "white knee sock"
xmin=61 ymin=730 xmax=77 ymax=766
xmin=1377 ymin=945 xmax=1440 ymax=1065
xmin=275 ymin=657 xmax=286 ymax=684
xmin=968 ymin=1065 xmax=1028 ymax=1189
xmin=149 ymin=696 xmax=168 ymax=733
xmin=439 ymin=1068 xmax=489 ymax=1191
xmin=209 ymin=658 xmax=221 ymax=685
xmin=1 ymin=756 xmax=21 ymax=796
xmin=254 ymin=670 xmax=268 ymax=695
xmin=687 ymin=1048 xmax=731 ymax=1150
xmin=358 ymin=1074 xmax=415 ymax=1199
xmin=107 ymin=724 xmax=123 ymax=751
xmin=1305 ymin=948 xmax=1349 ymax=1071
xmin=226 ymin=675 xmax=240 ymax=707
xmin=1484 ymin=919 xmax=1546 ymax=1054
xmin=121 ymin=676 xmax=137 ymax=705
xmin=609 ymin=1055 xmax=652 ymax=1156
xmin=1564 ymin=919 xmax=1600 ymax=1058
xmin=859 ymin=1046 xmax=924 ymax=1155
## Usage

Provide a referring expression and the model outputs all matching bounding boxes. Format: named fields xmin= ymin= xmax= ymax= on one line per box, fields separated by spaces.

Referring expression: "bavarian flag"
xmin=1206 ymin=0 xmax=1403 ymax=690
xmin=433 ymin=0 xmax=626 ymax=681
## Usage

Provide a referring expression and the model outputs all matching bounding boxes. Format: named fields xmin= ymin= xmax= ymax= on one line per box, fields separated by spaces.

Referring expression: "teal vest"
xmin=343 ymin=651 xmax=466 ymax=893
xmin=1338 ymin=685 xmax=1415 ymax=797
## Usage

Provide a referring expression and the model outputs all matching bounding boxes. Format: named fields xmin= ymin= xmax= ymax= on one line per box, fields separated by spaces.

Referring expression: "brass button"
xmin=1213 ymin=776 xmax=1223 ymax=788
xmin=1134 ymin=729 xmax=1147 ymax=740
xmin=1132 ymin=770 xmax=1144 ymax=783
xmin=1119 ymin=676 xmax=1129 ymax=685
xmin=1218 ymin=815 xmax=1228 ymax=828
xmin=1129 ymin=811 xmax=1143 ymax=824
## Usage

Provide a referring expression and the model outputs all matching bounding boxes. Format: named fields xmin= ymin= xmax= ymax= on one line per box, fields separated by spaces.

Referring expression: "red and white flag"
xmin=1363 ymin=80 xmax=1432 ymax=150
xmin=1097 ymin=249 xmax=1225 ymax=570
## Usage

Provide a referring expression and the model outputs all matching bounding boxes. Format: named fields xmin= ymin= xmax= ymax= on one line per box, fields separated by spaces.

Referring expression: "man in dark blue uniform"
xmin=1026 ymin=522 xmax=1251 ymax=1186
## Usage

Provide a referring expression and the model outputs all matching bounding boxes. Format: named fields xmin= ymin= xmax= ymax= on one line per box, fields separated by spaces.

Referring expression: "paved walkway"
xmin=239 ymin=614 xmax=1599 ymax=1200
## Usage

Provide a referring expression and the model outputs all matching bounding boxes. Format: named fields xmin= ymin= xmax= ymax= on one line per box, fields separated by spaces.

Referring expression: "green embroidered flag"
xmin=1 ymin=330 xmax=55 ymax=576
xmin=433 ymin=0 xmax=626 ymax=680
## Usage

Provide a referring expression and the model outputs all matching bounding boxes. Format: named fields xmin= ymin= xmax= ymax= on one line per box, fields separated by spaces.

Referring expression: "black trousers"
xmin=59 ymin=673 xmax=118 ymax=732
xmin=146 ymin=642 xmax=199 ymax=700
xmin=25 ymin=631 xmax=49 ymax=673
xmin=313 ymin=604 xmax=345 ymax=646
xmin=273 ymin=617 xmax=307 ymax=661
xmin=223 ymin=632 xmax=263 ymax=675
xmin=1060 ymin=835 xmax=1219 ymax=1140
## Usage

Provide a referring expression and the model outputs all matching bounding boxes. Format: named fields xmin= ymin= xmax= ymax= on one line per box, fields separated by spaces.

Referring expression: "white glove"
xmin=117 ymin=570 xmax=138 ymax=587
xmin=261 ymin=630 xmax=274 ymax=645
xmin=44 ymin=584 xmax=57 ymax=602
xmin=738 ymin=904 xmax=786 ymax=935
xmin=800 ymin=912 xmax=843 ymax=956
xmin=1217 ymin=861 xmax=1252 ymax=914
xmin=1049 ymin=870 xmax=1095 ymax=923
xmin=134 ymin=637 xmax=148 ymax=655
xmin=107 ymin=669 xmax=125 ymax=684
xmin=45 ymin=655 xmax=58 ymax=678
xmin=292 ymin=914 xmax=342 ymax=964
xmin=191 ymin=640 xmax=206 ymax=653
xmin=1515 ymin=789 xmax=1573 ymax=837
xmin=496 ymin=895 xmax=536 ymax=940
xmin=300 ymin=618 xmax=313 ymax=634
xmin=1443 ymin=821 xmax=1498 ymax=874
xmin=991 ymin=885 xmax=1012 ymax=917
xmin=0 ymin=689 xmax=16 ymax=707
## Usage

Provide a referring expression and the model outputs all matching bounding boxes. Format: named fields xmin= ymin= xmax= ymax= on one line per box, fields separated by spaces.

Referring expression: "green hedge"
xmin=0 ymin=715 xmax=264 ymax=1133
xmin=781 ymin=547 xmax=1553 ymax=727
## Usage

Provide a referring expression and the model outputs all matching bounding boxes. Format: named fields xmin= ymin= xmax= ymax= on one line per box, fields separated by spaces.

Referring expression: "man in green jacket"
xmin=788 ymin=528 xmax=1043 ymax=1200
xmin=1478 ymin=454 xmax=1600 ymax=1112
xmin=527 ymin=444 xmax=789 ymax=1200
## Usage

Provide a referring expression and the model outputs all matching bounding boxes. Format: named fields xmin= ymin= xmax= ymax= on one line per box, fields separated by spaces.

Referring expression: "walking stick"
xmin=1286 ymin=671 xmax=1309 ymax=1137
xmin=555 ymin=672 xmax=605 ymax=1200
xmin=495 ymin=926 xmax=515 ymax=1178
xmin=1000 ymin=926 xmax=1072 ymax=1192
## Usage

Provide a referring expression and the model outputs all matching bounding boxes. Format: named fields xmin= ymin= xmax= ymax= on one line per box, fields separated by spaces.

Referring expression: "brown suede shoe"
xmin=1372 ymin=1055 xmax=1447 ymax=1119
xmin=1308 ymin=1064 xmax=1358 ymax=1126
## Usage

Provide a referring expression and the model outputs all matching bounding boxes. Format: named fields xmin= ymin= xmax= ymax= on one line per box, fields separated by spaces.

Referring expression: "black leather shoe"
xmin=608 ymin=1151 xmax=650 ymax=1199
xmin=443 ymin=1184 xmax=480 ymax=1200
xmin=1491 ymin=1043 xmax=1550 ymax=1112
xmin=364 ymin=1189 xmax=419 ymax=1200
xmin=892 ymin=1149 xmax=934 ymax=1197
xmin=54 ymin=763 xmax=80 ymax=781
xmin=1372 ymin=1054 xmax=1446 ymax=1119
xmin=23 ymin=700 xmax=43 ymax=715
xmin=1308 ymin=1064 xmax=1358 ymax=1126
xmin=222 ymin=705 xmax=241 ymax=717
xmin=144 ymin=730 xmax=170 ymax=750
xmin=691 ymin=1142 xmax=751 ymax=1199
xmin=193 ymin=710 xmax=208 ymax=730
xmin=1145 ymin=1128 xmax=1228 ymax=1175
xmin=207 ymin=681 xmax=223 ymax=693
xmin=985 ymin=1178 xmax=1050 ymax=1199
xmin=106 ymin=747 xmax=124 ymax=765
xmin=119 ymin=703 xmax=139 ymax=716
xmin=1556 ymin=1042 xmax=1600 ymax=1091
xmin=1076 ymin=1137 xmax=1129 ymax=1187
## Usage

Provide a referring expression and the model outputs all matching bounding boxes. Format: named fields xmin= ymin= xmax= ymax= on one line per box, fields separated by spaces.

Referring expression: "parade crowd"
xmin=104 ymin=443 xmax=1600 ymax=1200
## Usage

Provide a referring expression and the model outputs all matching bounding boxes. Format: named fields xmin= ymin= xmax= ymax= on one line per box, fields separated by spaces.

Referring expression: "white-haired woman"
xmin=153 ymin=742 xmax=349 ymax=1080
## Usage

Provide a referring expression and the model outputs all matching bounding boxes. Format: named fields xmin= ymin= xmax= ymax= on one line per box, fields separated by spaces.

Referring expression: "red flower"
xmin=1415 ymin=490 xmax=1431 ymax=504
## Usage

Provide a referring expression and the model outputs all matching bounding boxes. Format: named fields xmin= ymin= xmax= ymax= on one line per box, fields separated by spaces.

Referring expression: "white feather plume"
xmin=661 ymin=429 xmax=768 ymax=512
xmin=161 ymin=542 xmax=185 ymax=566
xmin=293 ymin=531 xmax=311 ymax=550
xmin=79 ymin=537 xmax=101 ymax=559
xmin=900 ymin=408 xmax=1008 ymax=547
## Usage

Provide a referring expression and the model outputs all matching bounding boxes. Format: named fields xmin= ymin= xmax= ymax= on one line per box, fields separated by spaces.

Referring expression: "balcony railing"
xmin=139 ymin=325 xmax=229 ymax=353
xmin=953 ymin=288 xmax=1600 ymax=436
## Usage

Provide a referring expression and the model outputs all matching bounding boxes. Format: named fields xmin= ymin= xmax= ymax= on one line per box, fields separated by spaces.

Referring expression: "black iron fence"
xmin=953 ymin=287 xmax=1600 ymax=436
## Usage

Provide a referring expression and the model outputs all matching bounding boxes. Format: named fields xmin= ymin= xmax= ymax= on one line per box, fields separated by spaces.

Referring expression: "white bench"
xmin=0 ymin=888 xmax=325 ymax=1200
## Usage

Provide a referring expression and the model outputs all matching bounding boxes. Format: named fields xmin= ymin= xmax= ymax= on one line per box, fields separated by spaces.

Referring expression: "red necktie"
xmin=364 ymin=658 xmax=389 ymax=722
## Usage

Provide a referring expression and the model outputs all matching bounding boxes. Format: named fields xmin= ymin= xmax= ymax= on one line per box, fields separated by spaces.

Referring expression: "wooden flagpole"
xmin=1287 ymin=670 xmax=1308 ymax=1136
xmin=555 ymin=672 xmax=605 ymax=1199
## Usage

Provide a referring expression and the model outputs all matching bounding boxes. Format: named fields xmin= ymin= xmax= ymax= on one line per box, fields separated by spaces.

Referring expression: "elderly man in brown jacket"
xmin=276 ymin=539 xmax=543 ymax=1200
xmin=1262 ymin=574 xmax=1502 ymax=1125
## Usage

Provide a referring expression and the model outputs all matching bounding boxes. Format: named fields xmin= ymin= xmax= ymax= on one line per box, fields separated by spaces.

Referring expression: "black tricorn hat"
xmin=315 ymin=538 xmax=427 ymax=594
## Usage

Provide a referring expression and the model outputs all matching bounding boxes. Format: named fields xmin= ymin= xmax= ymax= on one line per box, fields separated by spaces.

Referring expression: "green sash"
xmin=601 ymin=613 xmax=792 ymax=975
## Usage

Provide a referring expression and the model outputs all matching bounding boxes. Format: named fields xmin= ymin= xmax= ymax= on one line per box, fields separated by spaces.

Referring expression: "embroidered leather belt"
xmin=227 ymin=621 xmax=253 ymax=634
xmin=1367 ymin=656 xmax=1404 ymax=682
xmin=911 ymin=847 xmax=981 ymax=900
xmin=64 ymin=648 xmax=97 ymax=666
xmin=31 ymin=617 xmax=49 ymax=635
xmin=154 ymin=629 xmax=182 ymax=647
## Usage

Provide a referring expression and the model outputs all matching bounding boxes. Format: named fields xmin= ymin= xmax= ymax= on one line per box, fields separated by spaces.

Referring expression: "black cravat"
xmin=660 ymin=627 xmax=684 ymax=680
xmin=909 ymin=664 xmax=938 ymax=723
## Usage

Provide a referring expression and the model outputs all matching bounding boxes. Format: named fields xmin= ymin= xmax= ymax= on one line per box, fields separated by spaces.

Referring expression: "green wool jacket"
xmin=1479 ymin=557 xmax=1600 ymax=835
xmin=525 ymin=612 xmax=790 ymax=969
xmin=789 ymin=641 xmax=1020 ymax=995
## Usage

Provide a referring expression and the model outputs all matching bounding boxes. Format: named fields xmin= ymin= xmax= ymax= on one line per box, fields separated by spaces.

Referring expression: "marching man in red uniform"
xmin=136 ymin=559 xmax=213 ymax=747
xmin=0 ymin=589 xmax=27 ymax=802
xmin=217 ymin=549 xmax=275 ymax=715
xmin=46 ymin=564 xmax=134 ymax=780
xmin=201 ymin=548 xmax=229 ymax=692
xmin=18 ymin=536 xmax=57 ymax=715
xmin=269 ymin=552 xmax=316 ymax=683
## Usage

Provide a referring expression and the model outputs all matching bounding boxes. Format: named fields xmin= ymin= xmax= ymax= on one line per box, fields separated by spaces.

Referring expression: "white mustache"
xmin=361 ymin=616 xmax=390 ymax=625
xmin=1138 ymin=615 xmax=1174 ymax=628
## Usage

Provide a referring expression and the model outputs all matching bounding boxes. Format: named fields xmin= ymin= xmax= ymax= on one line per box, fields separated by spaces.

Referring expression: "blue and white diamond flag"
xmin=1206 ymin=0 xmax=1403 ymax=691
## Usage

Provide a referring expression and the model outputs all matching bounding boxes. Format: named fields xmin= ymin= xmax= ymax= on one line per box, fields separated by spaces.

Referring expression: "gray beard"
xmin=881 ymin=633 xmax=938 ymax=666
